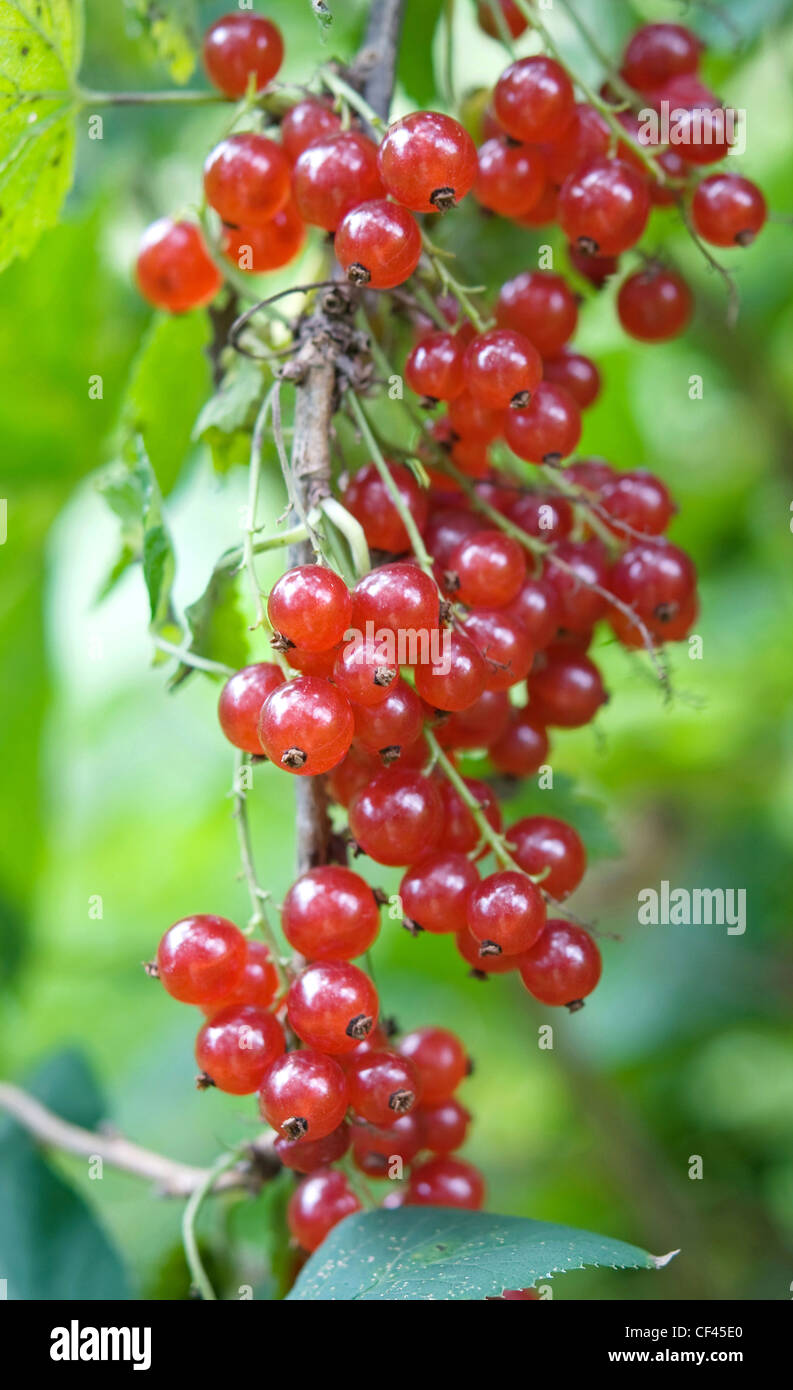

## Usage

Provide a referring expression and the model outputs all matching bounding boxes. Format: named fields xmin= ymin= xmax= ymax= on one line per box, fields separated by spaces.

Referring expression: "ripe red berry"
xmin=455 ymin=926 xmax=519 ymax=974
xmin=405 ymin=332 xmax=466 ymax=403
xmin=342 ymin=464 xmax=429 ymax=554
xmin=413 ymin=628 xmax=488 ymax=712
xmin=565 ymin=458 xmax=616 ymax=494
xmin=448 ymin=529 xmax=526 ymax=607
xmin=352 ymin=678 xmax=424 ymax=759
xmin=691 ymin=172 xmax=767 ymax=247
xmin=418 ymin=1097 xmax=471 ymax=1153
xmin=528 ymin=645 xmax=607 ymax=727
xmin=350 ymin=1112 xmax=422 ymax=1174
xmin=217 ymin=662 xmax=284 ymax=754
xmin=378 ymin=111 xmax=478 ymax=213
xmin=621 ymin=22 xmax=702 ymax=94
xmin=494 ymin=57 xmax=575 ymax=144
xmin=540 ymin=102 xmax=611 ymax=184
xmin=489 ymin=708 xmax=549 ymax=777
xmin=651 ymin=82 xmax=731 ymax=166
xmin=463 ymin=329 xmax=543 ymax=410
xmin=517 ymin=181 xmax=559 ymax=228
xmin=398 ymin=1027 xmax=469 ymax=1103
xmin=136 ymin=218 xmax=222 ymax=313
xmin=346 ymin=1049 xmax=421 ymax=1124
xmin=333 ymin=635 xmax=397 ymax=708
xmin=617 ymin=266 xmax=693 ymax=342
xmin=400 ymin=851 xmax=480 ymax=934
xmin=467 ymin=870 xmax=546 ymax=957
xmin=287 ymin=1168 xmax=361 ymax=1251
xmin=504 ymin=382 xmax=582 ymax=464
xmin=609 ymin=540 xmax=697 ymax=630
xmin=195 ymin=1004 xmax=285 ymax=1095
xmin=567 ymin=240 xmax=619 ymax=288
xmin=558 ymin=157 xmax=650 ymax=256
xmin=349 ymin=768 xmax=444 ymax=866
xmin=203 ymin=12 xmax=284 ymax=97
xmin=221 ymin=202 xmax=306 ymax=273
xmin=282 ymin=866 xmax=380 ymax=962
xmin=496 ymin=270 xmax=578 ymax=357
xmin=519 ymin=919 xmax=602 ymax=1008
xmin=287 ymin=961 xmax=379 ymax=1055
xmin=477 ymin=0 xmax=530 ymax=40
xmin=335 ymin=199 xmax=422 ymax=289
xmin=474 ymin=139 xmax=546 ymax=219
xmin=436 ymin=776 xmax=503 ymax=856
xmin=200 ymin=940 xmax=279 ymax=1017
xmin=504 ymin=575 xmax=561 ymax=649
xmin=327 ymin=744 xmax=382 ymax=808
xmin=274 ymin=1123 xmax=350 ymax=1174
xmin=258 ymin=675 xmax=354 ymax=775
xmin=510 ymin=492 xmax=574 ymax=544
xmin=600 ymin=470 xmax=675 ymax=536
xmin=424 ymin=507 xmax=480 ymax=570
xmin=259 ymin=1049 xmax=349 ymax=1141
xmin=407 ymin=1156 xmax=485 ymax=1209
xmin=281 ymin=99 xmax=342 ymax=163
xmin=268 ymin=564 xmax=352 ymax=653
xmin=435 ymin=687 xmax=511 ymax=751
xmin=157 ymin=915 xmax=246 ymax=1006
xmin=542 ymin=350 xmax=601 ymax=410
xmin=203 ymin=133 xmax=291 ymax=227
xmin=293 ymin=131 xmax=384 ymax=231
xmin=507 ymin=815 xmax=586 ymax=901
xmin=351 ymin=561 xmax=440 ymax=642
xmin=544 ymin=538 xmax=609 ymax=634
xmin=462 ymin=608 xmax=534 ymax=691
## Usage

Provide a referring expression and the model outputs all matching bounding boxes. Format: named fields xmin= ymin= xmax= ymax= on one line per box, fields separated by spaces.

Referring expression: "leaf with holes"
xmin=0 ymin=0 xmax=83 ymax=273
xmin=287 ymin=1207 xmax=677 ymax=1300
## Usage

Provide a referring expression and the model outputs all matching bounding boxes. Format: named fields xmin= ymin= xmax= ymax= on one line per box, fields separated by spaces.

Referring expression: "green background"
xmin=2 ymin=0 xmax=793 ymax=1300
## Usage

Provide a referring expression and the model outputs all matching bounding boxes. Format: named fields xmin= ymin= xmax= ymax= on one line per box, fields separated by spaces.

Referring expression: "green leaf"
xmin=396 ymin=0 xmax=443 ymax=107
xmin=287 ymin=1208 xmax=676 ymax=1300
xmin=193 ymin=353 xmax=267 ymax=475
xmin=123 ymin=309 xmax=212 ymax=495
xmin=0 ymin=0 xmax=83 ymax=274
xmin=124 ymin=0 xmax=199 ymax=84
xmin=169 ymin=559 xmax=249 ymax=689
xmin=96 ymin=436 xmax=179 ymax=638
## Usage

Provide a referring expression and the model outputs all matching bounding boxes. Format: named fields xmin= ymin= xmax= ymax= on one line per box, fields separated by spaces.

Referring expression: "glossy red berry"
xmin=565 ymin=458 xmax=616 ymax=494
xmin=519 ymin=919 xmax=602 ymax=1008
xmin=204 ymin=133 xmax=291 ymax=227
xmin=400 ymin=851 xmax=480 ymax=935
xmin=651 ymin=84 xmax=731 ymax=167
xmin=157 ymin=915 xmax=246 ymax=1006
xmin=418 ymin=1098 xmax=471 ymax=1153
xmin=544 ymin=539 xmax=609 ymax=634
xmin=600 ymin=470 xmax=675 ymax=536
xmin=567 ymin=240 xmax=619 ymax=287
xmin=281 ymin=99 xmax=342 ymax=162
xmin=462 ymin=608 xmax=534 ymax=692
xmin=200 ymin=940 xmax=279 ymax=1017
xmin=504 ymin=382 xmax=582 ymax=464
xmin=378 ymin=111 xmax=478 ymax=213
xmin=346 ymin=1049 xmax=421 ymax=1124
xmin=448 ymin=529 xmax=526 ymax=608
xmin=287 ymin=1168 xmax=361 ymax=1251
xmin=496 ymin=270 xmax=578 ymax=358
xmin=350 ymin=1113 xmax=422 ymax=1174
xmin=274 ymin=1123 xmax=350 ymax=1174
xmin=333 ymin=636 xmax=397 ymax=708
xmin=282 ymin=867 xmax=380 ymax=962
xmin=507 ymin=815 xmax=586 ymax=901
xmin=327 ymin=744 xmax=382 ymax=808
xmin=343 ymin=464 xmax=429 ymax=554
xmin=413 ymin=629 xmax=488 ymax=713
xmin=259 ymin=1049 xmax=349 ymax=1141
xmin=504 ymin=575 xmax=561 ymax=649
xmin=405 ymin=332 xmax=466 ymax=404
xmin=455 ymin=926 xmax=519 ymax=974
xmin=349 ymin=768 xmax=444 ymax=866
xmin=136 ymin=218 xmax=222 ymax=313
xmin=203 ymin=12 xmax=284 ymax=97
xmin=494 ymin=57 xmax=575 ymax=144
xmin=407 ymin=1156 xmax=485 ymax=1209
xmin=398 ymin=1027 xmax=469 ymax=1103
xmin=528 ymin=645 xmax=607 ymax=727
xmin=287 ymin=961 xmax=379 ymax=1054
xmin=467 ymin=870 xmax=546 ymax=957
xmin=436 ymin=776 xmax=503 ymax=857
xmin=510 ymin=492 xmax=574 ymax=544
xmin=477 ymin=0 xmax=530 ymax=39
xmin=489 ymin=708 xmax=549 ymax=778
xmin=423 ymin=507 xmax=480 ymax=571
xmin=351 ymin=562 xmax=440 ymax=642
xmin=268 ymin=565 xmax=352 ymax=653
xmin=195 ymin=1004 xmax=285 ymax=1095
xmin=691 ymin=172 xmax=767 ymax=247
xmin=463 ymin=329 xmax=543 ymax=411
xmin=335 ymin=199 xmax=422 ymax=289
xmin=258 ymin=676 xmax=354 ymax=775
xmin=293 ymin=131 xmax=384 ymax=231
xmin=542 ymin=350 xmax=601 ymax=410
xmin=609 ymin=540 xmax=697 ymax=630
xmin=433 ymin=689 xmax=508 ymax=753
xmin=473 ymin=139 xmax=546 ymax=219
xmin=221 ymin=202 xmax=306 ymax=273
xmin=621 ymin=23 xmax=702 ymax=94
xmin=217 ymin=662 xmax=284 ymax=754
xmin=517 ymin=182 xmax=559 ymax=228
xmin=617 ymin=266 xmax=693 ymax=342
xmin=539 ymin=102 xmax=611 ymax=184
xmin=352 ymin=678 xmax=424 ymax=760
xmin=447 ymin=391 xmax=505 ymax=443
xmin=559 ymin=157 xmax=650 ymax=256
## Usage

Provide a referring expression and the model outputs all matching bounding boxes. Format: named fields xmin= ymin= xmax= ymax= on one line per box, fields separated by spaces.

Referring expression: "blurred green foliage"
xmin=1 ymin=0 xmax=792 ymax=1300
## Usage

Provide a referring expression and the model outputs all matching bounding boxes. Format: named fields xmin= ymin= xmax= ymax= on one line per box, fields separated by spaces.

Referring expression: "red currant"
xmin=517 ymin=182 xmax=559 ymax=228
xmin=203 ymin=12 xmax=284 ymax=98
xmin=398 ymin=1026 xmax=469 ymax=1103
xmin=504 ymin=382 xmax=582 ymax=464
xmin=352 ymin=562 xmax=440 ymax=645
xmin=494 ymin=57 xmax=575 ymax=144
xmin=455 ymin=926 xmax=519 ymax=974
xmin=567 ymin=240 xmax=619 ymax=287
xmin=463 ymin=329 xmax=543 ymax=411
xmin=477 ymin=0 xmax=530 ymax=40
xmin=258 ymin=675 xmax=354 ymax=775
xmin=288 ymin=961 xmax=379 ymax=1055
xmin=136 ymin=218 xmax=222 ymax=313
xmin=542 ymin=350 xmax=601 ymax=410
xmin=519 ymin=919 xmax=602 ymax=1008
xmin=528 ymin=644 xmax=607 ymax=727
xmin=447 ymin=391 xmax=505 ymax=444
xmin=400 ymin=851 xmax=479 ymax=935
xmin=509 ymin=491 xmax=574 ymax=544
xmin=462 ymin=608 xmax=534 ymax=691
xmin=436 ymin=776 xmax=503 ymax=856
xmin=621 ymin=23 xmax=702 ymax=94
xmin=448 ymin=529 xmax=526 ymax=607
xmin=558 ymin=157 xmax=650 ymax=256
xmin=504 ymin=575 xmax=561 ymax=649
xmin=474 ymin=139 xmax=546 ymax=219
xmin=281 ymin=99 xmax=342 ymax=163
xmin=544 ymin=538 xmax=609 ymax=634
xmin=407 ymin=1156 xmax=485 ymax=1209
xmin=692 ymin=172 xmax=767 ymax=247
xmin=565 ymin=458 xmax=615 ymax=494
xmin=609 ymin=540 xmax=697 ymax=631
xmin=333 ymin=636 xmax=397 ymax=708
xmin=200 ymin=940 xmax=279 ymax=1017
xmin=540 ymin=103 xmax=611 ymax=184
xmin=343 ymin=464 xmax=429 ymax=554
xmin=413 ymin=629 xmax=488 ymax=712
xmin=157 ymin=915 xmax=246 ymax=1006
xmin=378 ymin=111 xmax=478 ymax=213
xmin=418 ymin=1097 xmax=471 ymax=1153
xmin=335 ymin=199 xmax=422 ymax=290
xmin=350 ymin=1113 xmax=422 ymax=1173
xmin=489 ymin=708 xmax=549 ymax=777
xmin=268 ymin=565 xmax=352 ymax=654
xmin=274 ymin=1123 xmax=350 ymax=1174
xmin=204 ymin=133 xmax=291 ymax=227
xmin=221 ymin=202 xmax=306 ymax=273
xmin=217 ymin=662 xmax=284 ymax=754
xmin=293 ymin=131 xmax=384 ymax=231
xmin=617 ymin=266 xmax=693 ymax=342
xmin=327 ymin=744 xmax=382 ymax=807
xmin=282 ymin=867 xmax=380 ymax=962
xmin=406 ymin=331 xmax=467 ymax=405
xmin=195 ymin=1004 xmax=285 ymax=1095
xmin=349 ymin=768 xmax=444 ymax=866
xmin=507 ymin=815 xmax=586 ymax=900
xmin=600 ymin=470 xmax=676 ymax=536
xmin=259 ymin=1049 xmax=349 ymax=1141
xmin=496 ymin=270 xmax=578 ymax=358
xmin=287 ymin=1168 xmax=360 ymax=1251
xmin=352 ymin=678 xmax=424 ymax=758
xmin=467 ymin=869 xmax=546 ymax=957
xmin=347 ymin=1049 xmax=421 ymax=1124
xmin=435 ymin=687 xmax=511 ymax=751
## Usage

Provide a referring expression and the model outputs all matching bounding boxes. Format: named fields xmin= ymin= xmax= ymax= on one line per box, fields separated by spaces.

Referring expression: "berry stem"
xmin=232 ymin=752 xmax=292 ymax=988
xmin=182 ymin=1146 xmax=244 ymax=1300
xmin=420 ymin=234 xmax=490 ymax=332
xmin=244 ymin=388 xmax=277 ymax=631
xmin=425 ymin=730 xmax=522 ymax=871
xmin=318 ymin=497 xmax=372 ymax=578
xmin=345 ymin=391 xmax=435 ymax=576
xmin=319 ymin=68 xmax=387 ymax=135
xmin=151 ymin=636 xmax=234 ymax=678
